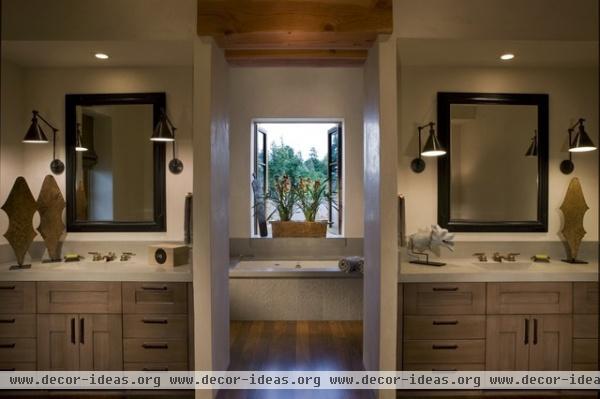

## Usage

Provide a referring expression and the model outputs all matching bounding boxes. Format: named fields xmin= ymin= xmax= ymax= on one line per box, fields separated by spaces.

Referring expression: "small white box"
xmin=149 ymin=244 xmax=189 ymax=267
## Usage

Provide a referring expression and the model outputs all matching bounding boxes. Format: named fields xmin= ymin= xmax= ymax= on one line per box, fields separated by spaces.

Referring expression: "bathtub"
xmin=229 ymin=259 xmax=362 ymax=320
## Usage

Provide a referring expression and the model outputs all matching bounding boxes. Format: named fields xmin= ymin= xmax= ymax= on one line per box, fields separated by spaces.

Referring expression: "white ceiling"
xmin=1 ymin=41 xmax=193 ymax=68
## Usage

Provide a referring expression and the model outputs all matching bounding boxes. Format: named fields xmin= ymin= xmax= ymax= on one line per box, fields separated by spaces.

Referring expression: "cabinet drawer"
xmin=124 ymin=362 xmax=188 ymax=371
xmin=0 ymin=362 xmax=37 ymax=371
xmin=0 ymin=315 xmax=36 ymax=338
xmin=124 ymin=338 xmax=188 ymax=363
xmin=0 ymin=282 xmax=36 ymax=313
xmin=403 ymin=340 xmax=485 ymax=364
xmin=37 ymin=282 xmax=121 ymax=314
xmin=403 ymin=363 xmax=485 ymax=371
xmin=573 ymin=315 xmax=598 ymax=338
xmin=404 ymin=283 xmax=485 ymax=315
xmin=487 ymin=282 xmax=572 ymax=314
xmin=123 ymin=314 xmax=188 ymax=338
xmin=404 ymin=316 xmax=485 ymax=340
xmin=572 ymin=339 xmax=598 ymax=364
xmin=0 ymin=338 xmax=36 ymax=362
xmin=573 ymin=283 xmax=598 ymax=314
xmin=123 ymin=283 xmax=187 ymax=314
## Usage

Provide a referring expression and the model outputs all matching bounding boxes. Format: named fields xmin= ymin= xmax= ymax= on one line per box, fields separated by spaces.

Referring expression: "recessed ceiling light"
xmin=500 ymin=53 xmax=515 ymax=61
xmin=94 ymin=53 xmax=109 ymax=60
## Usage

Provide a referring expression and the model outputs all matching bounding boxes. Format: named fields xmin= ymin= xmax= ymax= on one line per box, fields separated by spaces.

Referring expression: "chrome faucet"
xmin=88 ymin=252 xmax=103 ymax=262
xmin=493 ymin=252 xmax=520 ymax=262
xmin=492 ymin=252 xmax=507 ymax=262
xmin=103 ymin=252 xmax=117 ymax=262
xmin=506 ymin=253 xmax=520 ymax=262
xmin=473 ymin=253 xmax=487 ymax=262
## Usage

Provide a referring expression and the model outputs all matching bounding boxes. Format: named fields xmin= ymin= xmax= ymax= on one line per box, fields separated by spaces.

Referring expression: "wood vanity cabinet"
xmin=572 ymin=282 xmax=599 ymax=370
xmin=37 ymin=282 xmax=123 ymax=371
xmin=0 ymin=282 xmax=37 ymax=371
xmin=403 ymin=283 xmax=486 ymax=371
xmin=486 ymin=283 xmax=573 ymax=371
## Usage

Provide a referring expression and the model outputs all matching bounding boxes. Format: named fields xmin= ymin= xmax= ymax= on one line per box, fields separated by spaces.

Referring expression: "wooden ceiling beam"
xmin=225 ymin=49 xmax=368 ymax=67
xmin=197 ymin=0 xmax=393 ymax=50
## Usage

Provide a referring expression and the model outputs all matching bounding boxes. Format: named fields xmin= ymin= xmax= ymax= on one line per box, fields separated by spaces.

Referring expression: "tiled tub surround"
xmin=230 ymin=258 xmax=363 ymax=320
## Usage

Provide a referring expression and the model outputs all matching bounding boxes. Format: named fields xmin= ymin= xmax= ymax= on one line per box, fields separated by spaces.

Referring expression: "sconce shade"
xmin=75 ymin=123 xmax=88 ymax=152
xmin=569 ymin=125 xmax=596 ymax=153
xmin=525 ymin=130 xmax=538 ymax=157
xmin=421 ymin=128 xmax=446 ymax=157
xmin=23 ymin=118 xmax=49 ymax=143
xmin=151 ymin=114 xmax=175 ymax=142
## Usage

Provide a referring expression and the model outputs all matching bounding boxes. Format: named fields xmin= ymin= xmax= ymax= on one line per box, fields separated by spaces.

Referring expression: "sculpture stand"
xmin=42 ymin=259 xmax=62 ymax=264
xmin=9 ymin=264 xmax=31 ymax=270
xmin=562 ymin=258 xmax=588 ymax=264
xmin=409 ymin=250 xmax=446 ymax=267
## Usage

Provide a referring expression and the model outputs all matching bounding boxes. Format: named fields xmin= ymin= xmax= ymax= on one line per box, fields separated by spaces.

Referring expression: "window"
xmin=253 ymin=121 xmax=343 ymax=236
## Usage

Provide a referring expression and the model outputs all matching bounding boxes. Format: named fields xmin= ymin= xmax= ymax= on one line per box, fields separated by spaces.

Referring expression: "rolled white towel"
xmin=338 ymin=256 xmax=364 ymax=273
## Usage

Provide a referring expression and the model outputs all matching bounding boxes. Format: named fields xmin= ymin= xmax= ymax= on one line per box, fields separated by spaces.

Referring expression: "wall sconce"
xmin=22 ymin=110 xmax=64 ymax=175
xmin=560 ymin=118 xmax=596 ymax=174
xmin=75 ymin=123 xmax=88 ymax=152
xmin=151 ymin=108 xmax=183 ymax=174
xmin=410 ymin=122 xmax=446 ymax=173
xmin=525 ymin=129 xmax=538 ymax=157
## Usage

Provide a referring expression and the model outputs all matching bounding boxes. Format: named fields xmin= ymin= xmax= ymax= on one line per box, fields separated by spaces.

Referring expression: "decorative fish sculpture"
xmin=408 ymin=224 xmax=455 ymax=256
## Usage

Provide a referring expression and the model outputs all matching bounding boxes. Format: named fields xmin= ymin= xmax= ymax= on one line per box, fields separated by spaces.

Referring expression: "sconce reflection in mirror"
xmin=560 ymin=118 xmax=596 ymax=175
xmin=151 ymin=108 xmax=184 ymax=174
xmin=75 ymin=123 xmax=88 ymax=152
xmin=525 ymin=129 xmax=538 ymax=157
xmin=410 ymin=122 xmax=447 ymax=173
xmin=22 ymin=110 xmax=64 ymax=175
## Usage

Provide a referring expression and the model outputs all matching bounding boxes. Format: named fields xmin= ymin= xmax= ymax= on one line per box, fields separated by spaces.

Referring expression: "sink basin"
xmin=473 ymin=262 xmax=533 ymax=271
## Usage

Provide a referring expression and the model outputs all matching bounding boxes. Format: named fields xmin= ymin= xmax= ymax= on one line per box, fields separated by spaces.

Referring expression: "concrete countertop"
xmin=399 ymin=258 xmax=598 ymax=283
xmin=0 ymin=260 xmax=192 ymax=282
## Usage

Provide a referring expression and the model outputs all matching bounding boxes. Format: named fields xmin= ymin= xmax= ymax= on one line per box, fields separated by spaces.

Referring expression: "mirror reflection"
xmin=449 ymin=104 xmax=538 ymax=222
xmin=75 ymin=104 xmax=154 ymax=222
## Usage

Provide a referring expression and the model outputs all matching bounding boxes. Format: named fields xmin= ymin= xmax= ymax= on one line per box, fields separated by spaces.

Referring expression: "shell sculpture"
xmin=559 ymin=178 xmax=589 ymax=262
xmin=1 ymin=177 xmax=37 ymax=266
xmin=409 ymin=224 xmax=455 ymax=255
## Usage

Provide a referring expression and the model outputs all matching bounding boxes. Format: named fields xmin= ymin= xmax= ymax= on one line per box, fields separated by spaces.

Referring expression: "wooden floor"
xmin=217 ymin=320 xmax=370 ymax=399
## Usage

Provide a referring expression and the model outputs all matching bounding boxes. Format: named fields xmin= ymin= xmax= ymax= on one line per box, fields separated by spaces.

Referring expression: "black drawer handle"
xmin=432 ymin=344 xmax=458 ymax=350
xmin=0 ymin=343 xmax=16 ymax=349
xmin=432 ymin=368 xmax=457 ymax=371
xmin=71 ymin=318 xmax=76 ymax=344
xmin=143 ymin=367 xmax=169 ymax=371
xmin=432 ymin=320 xmax=458 ymax=326
xmin=142 ymin=318 xmax=168 ymax=324
xmin=432 ymin=287 xmax=458 ymax=292
xmin=0 ymin=319 xmax=16 ymax=324
xmin=0 ymin=286 xmax=16 ymax=290
xmin=80 ymin=318 xmax=85 ymax=344
xmin=142 ymin=343 xmax=169 ymax=349
xmin=141 ymin=286 xmax=168 ymax=291
xmin=533 ymin=318 xmax=538 ymax=345
xmin=0 ymin=368 xmax=16 ymax=371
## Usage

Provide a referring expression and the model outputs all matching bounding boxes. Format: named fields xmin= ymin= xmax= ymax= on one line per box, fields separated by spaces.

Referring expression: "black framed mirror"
xmin=65 ymin=92 xmax=166 ymax=232
xmin=437 ymin=92 xmax=549 ymax=232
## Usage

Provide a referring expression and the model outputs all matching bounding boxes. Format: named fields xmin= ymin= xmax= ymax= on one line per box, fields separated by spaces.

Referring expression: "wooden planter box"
xmin=271 ymin=221 xmax=328 ymax=238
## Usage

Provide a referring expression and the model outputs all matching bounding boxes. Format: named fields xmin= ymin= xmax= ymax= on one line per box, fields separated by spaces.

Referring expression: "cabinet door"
xmin=486 ymin=315 xmax=529 ymax=370
xmin=79 ymin=314 xmax=123 ymax=371
xmin=37 ymin=314 xmax=79 ymax=370
xmin=529 ymin=315 xmax=572 ymax=370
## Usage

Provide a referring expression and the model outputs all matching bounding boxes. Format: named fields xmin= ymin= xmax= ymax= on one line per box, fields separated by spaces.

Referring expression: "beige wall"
xmin=228 ymin=66 xmax=365 ymax=238
xmin=398 ymin=66 xmax=599 ymax=241
xmin=0 ymin=64 xmax=193 ymax=242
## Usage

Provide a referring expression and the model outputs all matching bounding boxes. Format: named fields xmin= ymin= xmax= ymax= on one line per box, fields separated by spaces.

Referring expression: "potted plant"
xmin=267 ymin=175 xmax=298 ymax=237
xmin=293 ymin=177 xmax=330 ymax=237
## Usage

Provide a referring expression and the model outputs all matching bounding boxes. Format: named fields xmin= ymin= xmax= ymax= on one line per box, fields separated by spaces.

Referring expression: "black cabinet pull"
xmin=142 ymin=343 xmax=169 ymax=349
xmin=524 ymin=318 xmax=529 ymax=345
xmin=142 ymin=318 xmax=168 ymax=324
xmin=432 ymin=320 xmax=458 ymax=326
xmin=0 ymin=368 xmax=16 ymax=371
xmin=0 ymin=319 xmax=16 ymax=324
xmin=141 ymin=286 xmax=168 ymax=291
xmin=0 ymin=286 xmax=16 ymax=290
xmin=432 ymin=368 xmax=457 ymax=372
xmin=0 ymin=343 xmax=15 ymax=349
xmin=432 ymin=287 xmax=458 ymax=292
xmin=143 ymin=367 xmax=169 ymax=371
xmin=70 ymin=318 xmax=76 ymax=344
xmin=432 ymin=344 xmax=458 ymax=350
xmin=80 ymin=318 xmax=85 ymax=344
xmin=533 ymin=319 xmax=538 ymax=345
